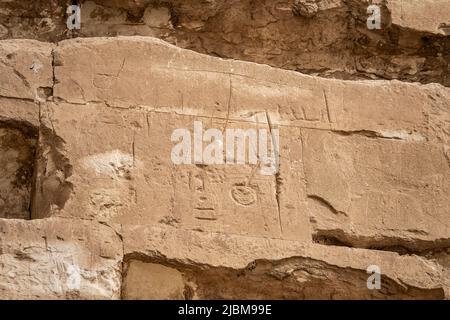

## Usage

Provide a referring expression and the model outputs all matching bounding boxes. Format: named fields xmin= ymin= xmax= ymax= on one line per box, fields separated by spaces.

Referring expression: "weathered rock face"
xmin=0 ymin=0 xmax=449 ymax=86
xmin=0 ymin=218 xmax=122 ymax=299
xmin=0 ymin=1 xmax=449 ymax=300
xmin=0 ymin=35 xmax=449 ymax=300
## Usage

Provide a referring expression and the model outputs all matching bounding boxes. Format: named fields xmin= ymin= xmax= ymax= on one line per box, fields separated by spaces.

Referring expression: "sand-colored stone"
xmin=0 ymin=218 xmax=122 ymax=299
xmin=1 ymin=1 xmax=449 ymax=86
xmin=122 ymin=224 xmax=448 ymax=299
xmin=0 ymin=40 xmax=53 ymax=101
xmin=122 ymin=261 xmax=185 ymax=300
xmin=387 ymin=0 xmax=450 ymax=35
xmin=0 ymin=34 xmax=449 ymax=299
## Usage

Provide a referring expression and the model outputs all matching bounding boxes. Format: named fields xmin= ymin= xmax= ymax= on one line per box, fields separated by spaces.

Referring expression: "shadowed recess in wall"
xmin=0 ymin=117 xmax=73 ymax=220
xmin=121 ymin=254 xmax=445 ymax=300
xmin=0 ymin=119 xmax=38 ymax=219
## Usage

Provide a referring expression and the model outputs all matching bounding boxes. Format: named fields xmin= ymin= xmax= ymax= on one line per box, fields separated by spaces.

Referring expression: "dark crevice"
xmin=30 ymin=122 xmax=73 ymax=219
xmin=312 ymin=230 xmax=450 ymax=257
xmin=0 ymin=111 xmax=73 ymax=220
xmin=121 ymin=252 xmax=445 ymax=300
xmin=307 ymin=195 xmax=348 ymax=217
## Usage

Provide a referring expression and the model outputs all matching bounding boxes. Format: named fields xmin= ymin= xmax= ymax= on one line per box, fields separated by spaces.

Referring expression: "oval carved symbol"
xmin=231 ymin=186 xmax=257 ymax=206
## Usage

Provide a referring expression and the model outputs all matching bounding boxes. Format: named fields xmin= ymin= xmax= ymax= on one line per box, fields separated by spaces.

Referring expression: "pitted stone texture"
xmin=122 ymin=224 xmax=448 ymax=299
xmin=0 ymin=218 xmax=122 ymax=299
xmin=39 ymin=101 xmax=311 ymax=241
xmin=293 ymin=0 xmax=320 ymax=18
xmin=1 ymin=1 xmax=449 ymax=86
xmin=0 ymin=36 xmax=449 ymax=300
xmin=49 ymin=38 xmax=450 ymax=247
xmin=0 ymin=40 xmax=54 ymax=101
xmin=387 ymin=0 xmax=450 ymax=35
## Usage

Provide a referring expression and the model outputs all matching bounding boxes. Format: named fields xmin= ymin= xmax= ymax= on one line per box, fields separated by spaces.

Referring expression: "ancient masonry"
xmin=0 ymin=0 xmax=449 ymax=299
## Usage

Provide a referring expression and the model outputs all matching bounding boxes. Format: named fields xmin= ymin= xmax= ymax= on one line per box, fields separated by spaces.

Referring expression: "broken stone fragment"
xmin=292 ymin=0 xmax=319 ymax=18
xmin=0 ymin=0 xmax=449 ymax=85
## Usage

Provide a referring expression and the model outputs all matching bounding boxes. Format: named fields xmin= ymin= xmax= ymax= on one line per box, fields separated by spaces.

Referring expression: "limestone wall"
xmin=0 ymin=1 xmax=449 ymax=299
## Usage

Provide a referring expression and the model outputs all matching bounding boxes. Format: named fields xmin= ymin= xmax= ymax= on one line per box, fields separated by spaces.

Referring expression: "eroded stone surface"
xmin=0 ymin=36 xmax=449 ymax=299
xmin=0 ymin=218 xmax=122 ymax=299
xmin=122 ymin=261 xmax=185 ymax=300
xmin=0 ymin=39 xmax=53 ymax=101
xmin=387 ymin=0 xmax=450 ymax=35
xmin=0 ymin=1 xmax=449 ymax=86
xmin=303 ymin=129 xmax=450 ymax=251
xmin=122 ymin=224 xmax=448 ymax=299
